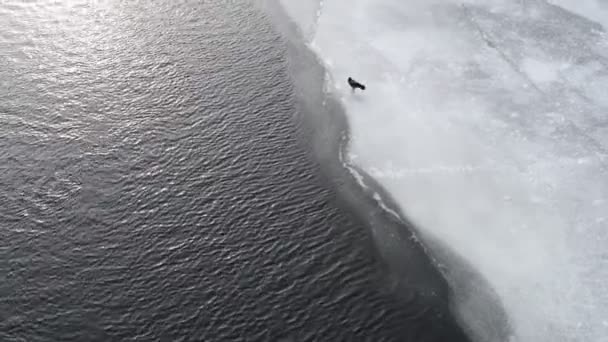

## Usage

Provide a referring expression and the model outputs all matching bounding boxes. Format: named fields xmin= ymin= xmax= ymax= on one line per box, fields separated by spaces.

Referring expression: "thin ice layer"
xmin=280 ymin=0 xmax=608 ymax=341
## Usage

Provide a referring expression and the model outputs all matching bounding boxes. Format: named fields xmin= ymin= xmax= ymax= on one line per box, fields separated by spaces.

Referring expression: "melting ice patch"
xmin=280 ymin=0 xmax=608 ymax=341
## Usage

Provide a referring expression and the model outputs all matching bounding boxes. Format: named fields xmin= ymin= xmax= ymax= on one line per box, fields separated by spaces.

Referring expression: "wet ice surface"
xmin=281 ymin=0 xmax=608 ymax=341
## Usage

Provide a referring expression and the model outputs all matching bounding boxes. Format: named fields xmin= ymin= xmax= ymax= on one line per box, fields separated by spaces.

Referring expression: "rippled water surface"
xmin=0 ymin=1 xmax=467 ymax=341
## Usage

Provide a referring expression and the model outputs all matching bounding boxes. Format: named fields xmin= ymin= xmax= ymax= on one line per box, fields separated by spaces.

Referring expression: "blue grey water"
xmin=0 ymin=1 xmax=469 ymax=341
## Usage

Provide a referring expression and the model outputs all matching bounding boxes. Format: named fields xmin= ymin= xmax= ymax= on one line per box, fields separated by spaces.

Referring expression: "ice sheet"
xmin=280 ymin=0 xmax=608 ymax=341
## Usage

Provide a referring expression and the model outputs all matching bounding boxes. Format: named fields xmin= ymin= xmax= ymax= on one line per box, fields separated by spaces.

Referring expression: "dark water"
xmin=0 ymin=1 xmax=469 ymax=341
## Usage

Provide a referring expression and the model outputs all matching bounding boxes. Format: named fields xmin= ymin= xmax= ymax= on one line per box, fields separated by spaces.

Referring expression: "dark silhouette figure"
xmin=348 ymin=77 xmax=366 ymax=91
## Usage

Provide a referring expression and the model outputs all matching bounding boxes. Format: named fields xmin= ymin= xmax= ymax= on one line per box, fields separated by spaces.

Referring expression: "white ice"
xmin=548 ymin=0 xmax=608 ymax=30
xmin=280 ymin=0 xmax=608 ymax=341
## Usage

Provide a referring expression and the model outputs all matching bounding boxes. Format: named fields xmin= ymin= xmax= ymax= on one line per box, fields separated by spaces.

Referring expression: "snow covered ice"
xmin=280 ymin=0 xmax=608 ymax=341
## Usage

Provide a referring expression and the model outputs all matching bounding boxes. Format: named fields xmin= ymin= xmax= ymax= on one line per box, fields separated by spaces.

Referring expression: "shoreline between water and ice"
xmin=255 ymin=1 xmax=513 ymax=341
xmin=260 ymin=0 xmax=608 ymax=341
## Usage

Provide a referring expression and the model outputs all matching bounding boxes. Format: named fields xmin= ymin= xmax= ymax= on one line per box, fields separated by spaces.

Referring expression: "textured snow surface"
xmin=280 ymin=0 xmax=608 ymax=341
